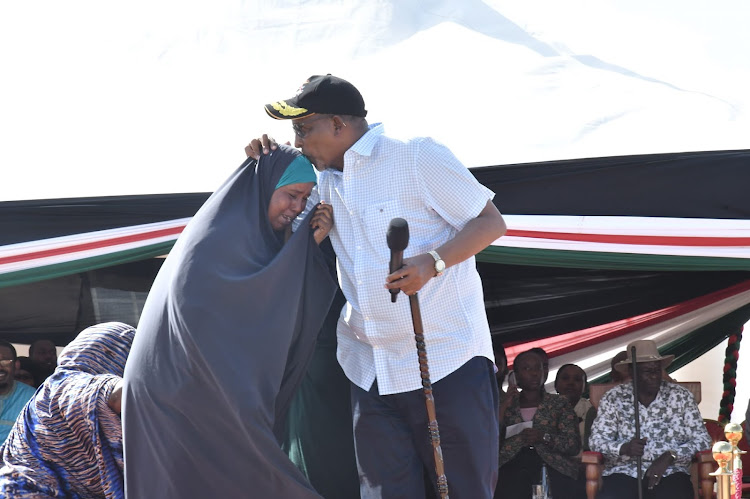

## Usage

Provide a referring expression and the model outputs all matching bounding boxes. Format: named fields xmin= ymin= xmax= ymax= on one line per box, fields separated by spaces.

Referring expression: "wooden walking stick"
xmin=631 ymin=345 xmax=644 ymax=499
xmin=387 ymin=218 xmax=449 ymax=499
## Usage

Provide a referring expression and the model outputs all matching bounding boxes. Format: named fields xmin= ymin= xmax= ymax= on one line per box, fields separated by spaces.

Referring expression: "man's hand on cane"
xmin=619 ymin=437 xmax=647 ymax=457
xmin=385 ymin=253 xmax=437 ymax=296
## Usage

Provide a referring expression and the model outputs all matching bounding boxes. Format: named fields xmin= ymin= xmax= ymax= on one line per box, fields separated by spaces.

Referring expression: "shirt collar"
xmin=348 ymin=122 xmax=384 ymax=157
xmin=322 ymin=123 xmax=384 ymax=178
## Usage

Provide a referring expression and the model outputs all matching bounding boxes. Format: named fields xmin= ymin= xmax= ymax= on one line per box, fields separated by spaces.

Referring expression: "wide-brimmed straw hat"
xmin=614 ymin=339 xmax=674 ymax=373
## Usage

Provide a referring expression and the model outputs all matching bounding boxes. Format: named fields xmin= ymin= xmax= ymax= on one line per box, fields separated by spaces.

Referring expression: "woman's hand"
xmin=520 ymin=427 xmax=545 ymax=446
xmin=311 ymin=202 xmax=333 ymax=245
xmin=108 ymin=379 xmax=124 ymax=416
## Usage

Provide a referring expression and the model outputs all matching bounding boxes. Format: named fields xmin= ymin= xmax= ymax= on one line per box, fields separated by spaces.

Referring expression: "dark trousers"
xmin=597 ymin=472 xmax=693 ymax=499
xmin=350 ymin=356 xmax=499 ymax=499
xmin=495 ymin=447 xmax=585 ymax=499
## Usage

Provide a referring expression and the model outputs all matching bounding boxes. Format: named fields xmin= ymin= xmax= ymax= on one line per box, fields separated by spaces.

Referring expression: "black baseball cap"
xmin=265 ymin=74 xmax=367 ymax=120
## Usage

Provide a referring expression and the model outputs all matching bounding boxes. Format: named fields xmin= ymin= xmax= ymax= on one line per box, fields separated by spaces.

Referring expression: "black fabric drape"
xmin=0 ymin=193 xmax=209 ymax=245
xmin=471 ymin=149 xmax=750 ymax=219
xmin=479 ymin=262 xmax=750 ymax=344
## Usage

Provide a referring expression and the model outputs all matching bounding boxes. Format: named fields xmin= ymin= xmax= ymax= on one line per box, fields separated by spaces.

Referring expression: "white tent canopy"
xmin=1 ymin=0 xmax=748 ymax=201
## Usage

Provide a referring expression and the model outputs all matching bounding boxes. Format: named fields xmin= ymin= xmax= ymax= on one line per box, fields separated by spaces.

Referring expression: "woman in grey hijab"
xmin=122 ymin=146 xmax=337 ymax=498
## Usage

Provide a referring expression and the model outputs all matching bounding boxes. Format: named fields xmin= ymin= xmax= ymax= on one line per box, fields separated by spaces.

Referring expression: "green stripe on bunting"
xmin=660 ymin=306 xmax=750 ymax=373
xmin=588 ymin=304 xmax=750 ymax=386
xmin=478 ymin=245 xmax=750 ymax=271
xmin=0 ymin=241 xmax=175 ymax=290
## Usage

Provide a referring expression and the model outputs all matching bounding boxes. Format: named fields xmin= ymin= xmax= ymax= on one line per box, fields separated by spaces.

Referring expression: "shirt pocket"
xmin=362 ymin=200 xmax=403 ymax=261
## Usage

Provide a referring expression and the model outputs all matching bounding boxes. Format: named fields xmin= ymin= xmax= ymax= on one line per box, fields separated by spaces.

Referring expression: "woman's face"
xmin=514 ymin=353 xmax=544 ymax=391
xmin=556 ymin=365 xmax=585 ymax=405
xmin=267 ymin=182 xmax=315 ymax=232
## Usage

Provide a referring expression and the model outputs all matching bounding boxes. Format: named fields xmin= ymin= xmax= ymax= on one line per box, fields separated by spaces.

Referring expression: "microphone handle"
xmin=389 ymin=250 xmax=403 ymax=302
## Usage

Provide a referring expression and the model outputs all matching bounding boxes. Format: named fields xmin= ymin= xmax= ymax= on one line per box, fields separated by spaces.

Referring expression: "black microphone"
xmin=386 ymin=218 xmax=409 ymax=303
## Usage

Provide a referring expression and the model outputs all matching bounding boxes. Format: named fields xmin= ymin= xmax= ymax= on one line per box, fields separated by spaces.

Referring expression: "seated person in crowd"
xmin=609 ymin=351 xmax=629 ymax=383
xmin=12 ymin=357 xmax=38 ymax=388
xmin=611 ymin=348 xmax=674 ymax=384
xmin=589 ymin=339 xmax=710 ymax=499
xmin=496 ymin=349 xmax=581 ymax=499
xmin=28 ymin=338 xmax=57 ymax=386
xmin=555 ymin=363 xmax=595 ymax=452
xmin=0 ymin=341 xmax=36 ymax=444
xmin=0 ymin=322 xmax=134 ymax=498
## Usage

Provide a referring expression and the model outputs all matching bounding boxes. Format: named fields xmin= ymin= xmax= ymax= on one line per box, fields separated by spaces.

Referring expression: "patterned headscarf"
xmin=57 ymin=321 xmax=134 ymax=377
xmin=0 ymin=322 xmax=135 ymax=499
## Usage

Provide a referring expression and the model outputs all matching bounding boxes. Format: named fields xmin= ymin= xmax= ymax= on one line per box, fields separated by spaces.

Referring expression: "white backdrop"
xmin=673 ymin=339 xmax=750 ymax=422
xmin=1 ymin=0 xmax=748 ymax=201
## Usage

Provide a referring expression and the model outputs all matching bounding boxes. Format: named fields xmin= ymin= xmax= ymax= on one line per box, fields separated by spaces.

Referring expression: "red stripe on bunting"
xmin=0 ymin=226 xmax=186 ymax=266
xmin=504 ymin=278 xmax=750 ymax=366
xmin=505 ymin=229 xmax=750 ymax=247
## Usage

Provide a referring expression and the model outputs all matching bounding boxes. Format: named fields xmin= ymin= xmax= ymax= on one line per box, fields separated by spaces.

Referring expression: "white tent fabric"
xmin=1 ymin=0 xmax=748 ymax=202
xmin=0 ymin=219 xmax=187 ymax=279
xmin=497 ymin=215 xmax=750 ymax=260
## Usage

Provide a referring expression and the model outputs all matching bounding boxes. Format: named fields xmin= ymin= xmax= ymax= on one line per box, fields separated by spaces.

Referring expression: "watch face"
xmin=435 ymin=259 xmax=446 ymax=272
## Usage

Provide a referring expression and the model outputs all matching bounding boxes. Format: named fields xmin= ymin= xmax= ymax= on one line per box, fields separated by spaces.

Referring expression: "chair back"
xmin=703 ymin=418 xmax=725 ymax=443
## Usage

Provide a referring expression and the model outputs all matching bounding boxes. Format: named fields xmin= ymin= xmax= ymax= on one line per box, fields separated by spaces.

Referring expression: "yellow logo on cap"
xmin=271 ymin=101 xmax=308 ymax=117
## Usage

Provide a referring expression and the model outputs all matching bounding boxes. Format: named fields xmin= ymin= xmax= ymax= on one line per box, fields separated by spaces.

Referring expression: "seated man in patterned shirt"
xmin=589 ymin=339 xmax=710 ymax=499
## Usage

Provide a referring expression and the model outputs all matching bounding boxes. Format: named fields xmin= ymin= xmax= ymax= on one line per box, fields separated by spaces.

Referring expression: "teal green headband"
xmin=275 ymin=155 xmax=317 ymax=189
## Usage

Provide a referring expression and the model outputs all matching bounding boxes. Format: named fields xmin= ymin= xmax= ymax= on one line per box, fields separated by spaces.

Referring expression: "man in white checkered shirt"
xmin=251 ymin=74 xmax=507 ymax=499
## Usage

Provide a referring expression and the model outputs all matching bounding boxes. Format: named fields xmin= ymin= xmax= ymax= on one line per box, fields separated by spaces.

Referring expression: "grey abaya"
xmin=122 ymin=146 xmax=337 ymax=498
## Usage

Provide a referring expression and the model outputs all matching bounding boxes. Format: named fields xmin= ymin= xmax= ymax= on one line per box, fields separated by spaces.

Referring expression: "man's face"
xmin=635 ymin=361 xmax=663 ymax=396
xmin=31 ymin=340 xmax=57 ymax=369
xmin=292 ymin=115 xmax=345 ymax=171
xmin=0 ymin=346 xmax=16 ymax=395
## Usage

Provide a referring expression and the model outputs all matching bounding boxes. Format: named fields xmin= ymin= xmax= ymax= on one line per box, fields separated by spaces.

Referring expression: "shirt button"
xmin=357 ymin=280 xmax=362 ymax=284
xmin=356 ymin=246 xmax=361 ymax=250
